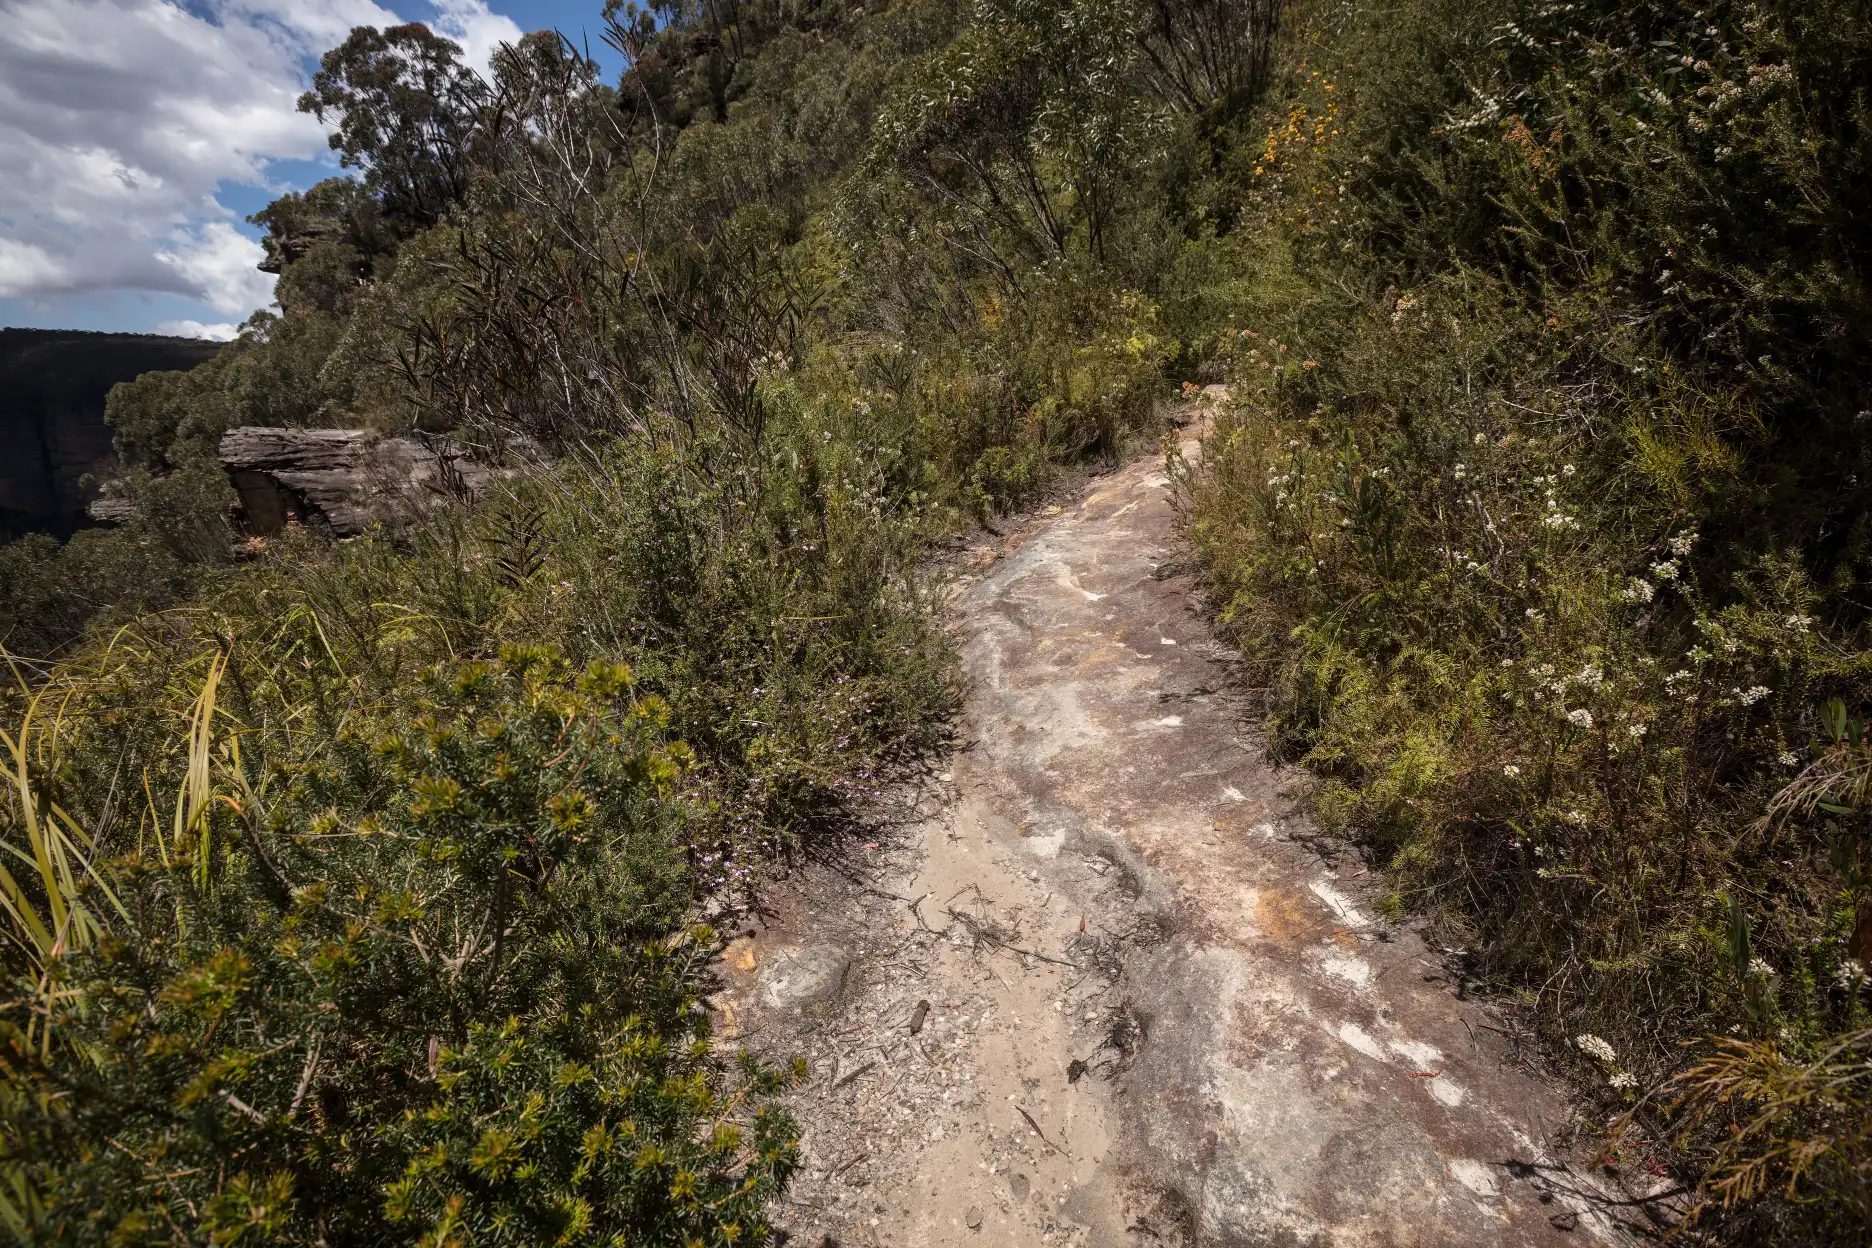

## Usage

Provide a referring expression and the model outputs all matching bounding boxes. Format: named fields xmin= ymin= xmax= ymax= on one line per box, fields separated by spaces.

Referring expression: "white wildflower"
xmin=1466 ymin=560 xmax=1481 ymax=572
xmin=1785 ymin=614 xmax=1813 ymax=633
xmin=1736 ymin=685 xmax=1771 ymax=706
xmin=1749 ymin=957 xmax=1776 ymax=980
xmin=1503 ymin=764 xmax=1522 ymax=777
xmin=1651 ymin=559 xmax=1681 ymax=581
xmin=1621 ymin=578 xmax=1656 ymax=603
xmin=1608 ymin=1071 xmax=1638 ymax=1091
xmin=1839 ymin=960 xmax=1869 ymax=990
xmin=1629 ymin=723 xmax=1648 ymax=740
xmin=1500 ymin=659 xmax=1516 ymax=668
xmin=1778 ymin=751 xmax=1798 ymax=767
xmin=1575 ymin=1034 xmax=1617 ymax=1064
xmin=1567 ymin=708 xmax=1594 ymax=729
xmin=1474 ymin=432 xmax=1488 ymax=445
xmin=1562 ymin=463 xmax=1576 ymax=476
xmin=1526 ymin=608 xmax=1545 ymax=622
xmin=1668 ymin=532 xmax=1697 ymax=556
xmin=1577 ymin=663 xmax=1605 ymax=689
xmin=1453 ymin=464 xmax=1467 ymax=480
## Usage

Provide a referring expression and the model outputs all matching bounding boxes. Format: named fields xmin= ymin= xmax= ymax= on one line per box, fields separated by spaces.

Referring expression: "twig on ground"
xmin=1018 ymin=1106 xmax=1065 ymax=1155
xmin=945 ymin=906 xmax=1079 ymax=968
xmin=833 ymin=1060 xmax=879 ymax=1090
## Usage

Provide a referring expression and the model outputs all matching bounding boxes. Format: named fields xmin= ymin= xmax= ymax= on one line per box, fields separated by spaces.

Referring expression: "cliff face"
xmin=0 ymin=329 xmax=221 ymax=541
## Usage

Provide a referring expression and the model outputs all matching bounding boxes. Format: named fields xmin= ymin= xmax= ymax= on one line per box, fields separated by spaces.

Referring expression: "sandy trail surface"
xmin=716 ymin=406 xmax=1651 ymax=1246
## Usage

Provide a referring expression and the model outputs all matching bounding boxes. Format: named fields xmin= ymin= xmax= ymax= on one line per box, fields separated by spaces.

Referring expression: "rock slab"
xmin=218 ymin=426 xmax=492 ymax=537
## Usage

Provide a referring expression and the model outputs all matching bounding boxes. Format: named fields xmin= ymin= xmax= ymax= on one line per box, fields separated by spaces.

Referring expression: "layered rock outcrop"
xmin=218 ymin=427 xmax=493 ymax=537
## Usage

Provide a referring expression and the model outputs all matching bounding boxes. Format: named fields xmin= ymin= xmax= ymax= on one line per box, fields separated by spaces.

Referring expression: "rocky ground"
xmin=712 ymin=397 xmax=1677 ymax=1247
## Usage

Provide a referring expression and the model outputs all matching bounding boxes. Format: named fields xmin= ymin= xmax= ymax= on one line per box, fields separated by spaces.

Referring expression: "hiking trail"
xmin=714 ymin=396 xmax=1662 ymax=1246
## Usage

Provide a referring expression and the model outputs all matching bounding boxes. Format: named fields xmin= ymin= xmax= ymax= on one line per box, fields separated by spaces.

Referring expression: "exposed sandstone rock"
xmin=218 ymin=426 xmax=493 ymax=537
xmin=85 ymin=481 xmax=134 ymax=525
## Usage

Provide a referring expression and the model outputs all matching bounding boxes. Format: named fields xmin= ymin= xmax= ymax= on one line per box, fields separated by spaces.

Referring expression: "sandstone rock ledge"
xmin=218 ymin=427 xmax=493 ymax=537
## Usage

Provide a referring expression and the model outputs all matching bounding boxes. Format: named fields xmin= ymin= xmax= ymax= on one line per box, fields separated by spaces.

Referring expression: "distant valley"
xmin=0 ymin=328 xmax=220 ymax=541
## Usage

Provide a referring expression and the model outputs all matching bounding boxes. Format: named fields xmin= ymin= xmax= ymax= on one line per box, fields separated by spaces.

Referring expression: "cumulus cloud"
xmin=0 ymin=1 xmax=521 ymax=322
xmin=157 ymin=221 xmax=278 ymax=315
xmin=155 ymin=318 xmax=241 ymax=341
xmin=430 ymin=0 xmax=525 ymax=71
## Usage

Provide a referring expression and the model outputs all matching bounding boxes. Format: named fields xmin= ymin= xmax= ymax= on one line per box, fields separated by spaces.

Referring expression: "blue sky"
xmin=0 ymin=2 xmax=629 ymax=339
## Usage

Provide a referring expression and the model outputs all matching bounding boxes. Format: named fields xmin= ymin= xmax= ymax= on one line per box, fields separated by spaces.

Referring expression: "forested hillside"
xmin=2 ymin=0 xmax=1868 ymax=1242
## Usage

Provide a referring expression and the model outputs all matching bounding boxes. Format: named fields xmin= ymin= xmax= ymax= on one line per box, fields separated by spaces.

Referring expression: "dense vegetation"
xmin=5 ymin=0 xmax=1870 ymax=1240
xmin=1186 ymin=0 xmax=1872 ymax=1237
xmin=0 ymin=1 xmax=1191 ymax=1243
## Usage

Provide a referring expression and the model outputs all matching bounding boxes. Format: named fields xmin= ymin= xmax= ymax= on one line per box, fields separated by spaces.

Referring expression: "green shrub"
xmin=2 ymin=648 xmax=797 ymax=1245
xmin=1185 ymin=0 xmax=1872 ymax=1234
xmin=0 ymin=529 xmax=188 ymax=658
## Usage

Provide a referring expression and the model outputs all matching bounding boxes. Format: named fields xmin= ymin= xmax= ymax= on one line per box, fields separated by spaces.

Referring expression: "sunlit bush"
xmin=1187 ymin=0 xmax=1872 ymax=1235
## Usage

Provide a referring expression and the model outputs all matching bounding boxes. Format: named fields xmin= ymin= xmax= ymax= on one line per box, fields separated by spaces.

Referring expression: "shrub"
xmin=1185 ymin=0 xmax=1872 ymax=1235
xmin=0 ymin=529 xmax=188 ymax=658
xmin=1 ymin=648 xmax=797 ymax=1245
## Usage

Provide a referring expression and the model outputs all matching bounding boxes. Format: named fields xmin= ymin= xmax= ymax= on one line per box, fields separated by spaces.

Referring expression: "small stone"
xmin=966 ymin=1206 xmax=983 ymax=1230
xmin=1009 ymin=1173 xmax=1031 ymax=1200
xmin=759 ymin=945 xmax=850 ymax=1010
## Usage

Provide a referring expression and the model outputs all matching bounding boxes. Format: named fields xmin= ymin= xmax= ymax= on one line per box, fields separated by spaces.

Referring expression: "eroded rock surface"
xmin=218 ymin=426 xmax=492 ymax=537
xmin=719 ymin=403 xmax=1652 ymax=1246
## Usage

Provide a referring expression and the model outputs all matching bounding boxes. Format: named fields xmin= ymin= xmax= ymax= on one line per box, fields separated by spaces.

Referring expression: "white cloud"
xmin=155 ymin=317 xmax=241 ymax=341
xmin=0 ymin=238 xmax=67 ymax=292
xmin=0 ymin=1 xmax=522 ymax=324
xmin=156 ymin=220 xmax=276 ymax=315
xmin=431 ymin=0 xmax=524 ymax=74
